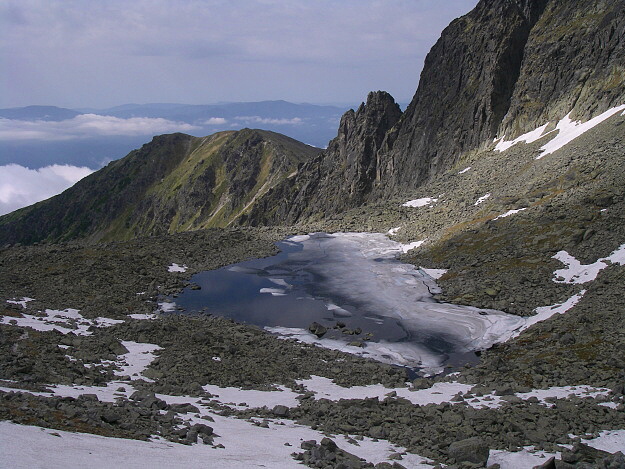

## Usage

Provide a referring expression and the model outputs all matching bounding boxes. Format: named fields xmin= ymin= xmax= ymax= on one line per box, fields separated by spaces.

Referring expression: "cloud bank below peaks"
xmin=0 ymin=114 xmax=199 ymax=141
xmin=0 ymin=164 xmax=93 ymax=215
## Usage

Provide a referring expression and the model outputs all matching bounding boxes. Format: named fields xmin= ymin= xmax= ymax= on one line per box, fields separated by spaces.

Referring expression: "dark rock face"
xmin=377 ymin=0 xmax=549 ymax=194
xmin=248 ymin=0 xmax=625 ymax=225
xmin=246 ymin=91 xmax=401 ymax=225
xmin=500 ymin=0 xmax=625 ymax=137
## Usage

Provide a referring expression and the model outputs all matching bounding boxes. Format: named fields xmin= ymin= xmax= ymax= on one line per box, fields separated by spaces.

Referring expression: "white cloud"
xmin=0 ymin=114 xmax=200 ymax=141
xmin=235 ymin=116 xmax=303 ymax=125
xmin=203 ymin=117 xmax=227 ymax=125
xmin=0 ymin=164 xmax=93 ymax=215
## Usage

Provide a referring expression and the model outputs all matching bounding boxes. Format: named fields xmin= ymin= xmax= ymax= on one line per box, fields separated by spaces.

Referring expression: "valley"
xmin=1 ymin=0 xmax=624 ymax=467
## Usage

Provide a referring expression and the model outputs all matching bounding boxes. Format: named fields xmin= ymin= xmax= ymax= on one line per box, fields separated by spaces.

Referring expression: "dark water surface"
xmin=171 ymin=233 xmax=484 ymax=371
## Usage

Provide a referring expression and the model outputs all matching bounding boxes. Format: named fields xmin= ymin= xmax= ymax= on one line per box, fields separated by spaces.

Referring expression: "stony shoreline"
xmin=1 ymin=221 xmax=624 ymax=468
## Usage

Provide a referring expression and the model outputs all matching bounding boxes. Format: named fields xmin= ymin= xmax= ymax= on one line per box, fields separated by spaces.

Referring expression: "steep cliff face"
xmin=499 ymin=0 xmax=625 ymax=137
xmin=244 ymin=91 xmax=401 ymax=225
xmin=377 ymin=0 xmax=549 ymax=194
xmin=249 ymin=0 xmax=625 ymax=224
xmin=0 ymin=130 xmax=318 ymax=244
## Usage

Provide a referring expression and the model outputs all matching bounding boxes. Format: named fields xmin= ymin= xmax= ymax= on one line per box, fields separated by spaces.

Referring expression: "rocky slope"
xmin=0 ymin=129 xmax=318 ymax=244
xmin=1 ymin=0 xmax=624 ymax=467
xmin=248 ymin=0 xmax=625 ymax=225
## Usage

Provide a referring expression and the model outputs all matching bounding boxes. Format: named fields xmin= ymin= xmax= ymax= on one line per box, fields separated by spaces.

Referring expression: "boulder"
xmin=448 ymin=437 xmax=490 ymax=465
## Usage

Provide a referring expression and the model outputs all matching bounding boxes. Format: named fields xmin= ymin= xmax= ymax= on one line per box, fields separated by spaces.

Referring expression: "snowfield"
xmin=494 ymin=104 xmax=625 ymax=158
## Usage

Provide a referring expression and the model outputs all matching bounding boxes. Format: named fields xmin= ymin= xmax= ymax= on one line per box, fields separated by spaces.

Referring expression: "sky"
xmin=1 ymin=0 xmax=478 ymax=109
xmin=0 ymin=0 xmax=479 ymax=216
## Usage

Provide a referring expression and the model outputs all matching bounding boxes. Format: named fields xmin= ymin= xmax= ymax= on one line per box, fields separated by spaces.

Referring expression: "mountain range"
xmin=0 ymin=100 xmax=349 ymax=169
xmin=1 ymin=0 xmax=625 ymax=467
xmin=2 ymin=0 xmax=623 ymax=246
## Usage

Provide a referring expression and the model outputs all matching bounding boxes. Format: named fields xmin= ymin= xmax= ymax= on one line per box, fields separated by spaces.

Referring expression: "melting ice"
xmin=172 ymin=232 xmax=525 ymax=373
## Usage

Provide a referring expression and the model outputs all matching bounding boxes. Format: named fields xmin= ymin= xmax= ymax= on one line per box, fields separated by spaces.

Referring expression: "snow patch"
xmin=0 ymin=418 xmax=433 ymax=469
xmin=114 ymin=341 xmax=161 ymax=381
xmin=516 ymin=385 xmax=611 ymax=406
xmin=553 ymin=244 xmax=625 ymax=284
xmin=128 ymin=313 xmax=159 ymax=320
xmin=515 ymin=290 xmax=586 ymax=335
xmin=399 ymin=240 xmax=425 ymax=253
xmin=0 ymin=307 xmax=123 ymax=335
xmin=7 ymin=297 xmax=35 ymax=308
xmin=387 ymin=226 xmax=401 ymax=236
xmin=494 ymin=208 xmax=527 ymax=220
xmin=202 ymin=384 xmax=300 ymax=410
xmin=298 ymin=375 xmax=472 ymax=406
xmin=493 ymin=104 xmax=625 ymax=158
xmin=538 ymin=104 xmax=625 ymax=159
xmin=402 ymin=197 xmax=437 ymax=208
xmin=583 ymin=429 xmax=625 ymax=454
xmin=488 ymin=446 xmax=560 ymax=469
xmin=168 ymin=263 xmax=188 ymax=273
xmin=475 ymin=193 xmax=491 ymax=206
xmin=494 ymin=123 xmax=552 ymax=152
xmin=459 ymin=166 xmax=471 ymax=174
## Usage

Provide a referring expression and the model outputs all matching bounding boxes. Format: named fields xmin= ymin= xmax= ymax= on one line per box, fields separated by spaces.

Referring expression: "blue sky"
xmin=1 ymin=0 xmax=478 ymax=109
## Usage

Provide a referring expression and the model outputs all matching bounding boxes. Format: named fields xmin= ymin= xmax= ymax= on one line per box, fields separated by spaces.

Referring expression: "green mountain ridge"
xmin=0 ymin=129 xmax=318 ymax=244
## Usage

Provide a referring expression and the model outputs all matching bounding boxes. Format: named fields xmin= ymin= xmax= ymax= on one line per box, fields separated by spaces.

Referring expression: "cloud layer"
xmin=1 ymin=0 xmax=478 ymax=107
xmin=0 ymin=164 xmax=93 ymax=215
xmin=0 ymin=114 xmax=199 ymax=141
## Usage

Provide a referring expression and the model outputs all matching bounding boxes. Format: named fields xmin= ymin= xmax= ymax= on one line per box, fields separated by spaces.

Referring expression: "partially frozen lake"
xmin=172 ymin=232 xmax=525 ymax=374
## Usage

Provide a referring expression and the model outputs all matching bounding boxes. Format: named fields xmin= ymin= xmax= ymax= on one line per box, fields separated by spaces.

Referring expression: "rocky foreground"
xmin=1 ymin=210 xmax=624 ymax=467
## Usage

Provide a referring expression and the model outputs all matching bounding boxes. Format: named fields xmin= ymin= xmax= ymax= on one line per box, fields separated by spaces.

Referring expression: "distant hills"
xmin=0 ymin=101 xmax=350 ymax=169
xmin=0 ymin=105 xmax=81 ymax=121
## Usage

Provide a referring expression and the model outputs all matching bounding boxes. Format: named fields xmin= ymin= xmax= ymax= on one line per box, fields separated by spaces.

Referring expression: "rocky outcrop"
xmin=249 ymin=0 xmax=625 ymax=225
xmin=377 ymin=0 xmax=549 ymax=194
xmin=381 ymin=0 xmax=624 ymax=192
xmin=499 ymin=0 xmax=625 ymax=137
xmin=245 ymin=91 xmax=401 ymax=225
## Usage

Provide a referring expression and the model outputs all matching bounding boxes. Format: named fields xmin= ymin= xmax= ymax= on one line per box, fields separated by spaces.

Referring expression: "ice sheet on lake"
xmin=260 ymin=287 xmax=287 ymax=296
xmin=265 ymin=233 xmax=525 ymax=368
